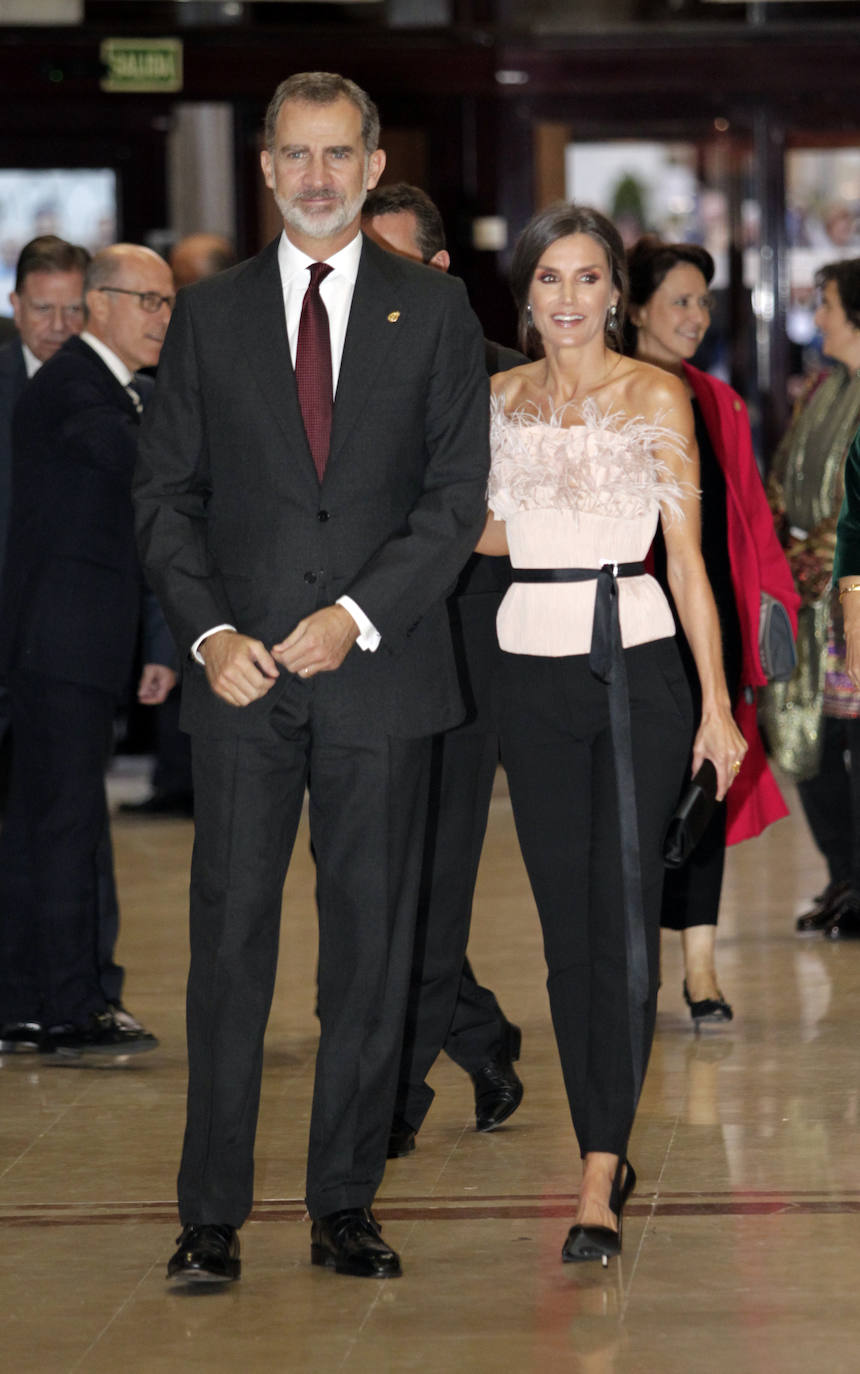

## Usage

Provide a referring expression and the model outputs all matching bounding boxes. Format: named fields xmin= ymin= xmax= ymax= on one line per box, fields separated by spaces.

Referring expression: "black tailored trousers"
xmin=796 ymin=714 xmax=860 ymax=890
xmin=497 ymin=639 xmax=692 ymax=1158
xmin=395 ymin=727 xmax=506 ymax=1130
xmin=394 ymin=591 xmax=512 ymax=1131
xmin=0 ymin=669 xmax=118 ymax=1026
xmin=178 ymin=692 xmax=432 ymax=1227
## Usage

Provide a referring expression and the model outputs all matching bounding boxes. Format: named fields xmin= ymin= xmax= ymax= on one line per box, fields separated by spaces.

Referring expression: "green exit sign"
xmin=100 ymin=37 xmax=183 ymax=93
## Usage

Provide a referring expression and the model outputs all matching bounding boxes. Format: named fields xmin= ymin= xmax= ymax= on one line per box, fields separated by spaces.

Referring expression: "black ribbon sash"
xmin=510 ymin=561 xmax=649 ymax=1110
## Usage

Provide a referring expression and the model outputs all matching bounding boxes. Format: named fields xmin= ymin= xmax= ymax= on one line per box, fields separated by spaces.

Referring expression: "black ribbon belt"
xmin=510 ymin=561 xmax=649 ymax=1114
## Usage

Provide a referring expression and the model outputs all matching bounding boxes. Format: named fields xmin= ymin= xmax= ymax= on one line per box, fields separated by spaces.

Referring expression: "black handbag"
xmin=663 ymin=759 xmax=718 ymax=869
xmin=759 ymin=592 xmax=797 ymax=682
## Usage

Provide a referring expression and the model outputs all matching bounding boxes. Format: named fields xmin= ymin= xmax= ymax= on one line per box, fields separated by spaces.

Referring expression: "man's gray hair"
xmin=264 ymin=72 xmax=380 ymax=155
xmin=83 ymin=247 xmax=126 ymax=298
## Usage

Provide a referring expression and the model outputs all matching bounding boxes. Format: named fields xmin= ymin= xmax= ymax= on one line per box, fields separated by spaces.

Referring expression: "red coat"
xmin=683 ymin=363 xmax=800 ymax=845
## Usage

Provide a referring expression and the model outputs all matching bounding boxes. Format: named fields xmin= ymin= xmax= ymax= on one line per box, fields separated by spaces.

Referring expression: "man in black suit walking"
xmin=362 ymin=185 xmax=525 ymax=1154
xmin=134 ymin=72 xmax=489 ymax=1285
xmin=0 ymin=242 xmax=176 ymax=1059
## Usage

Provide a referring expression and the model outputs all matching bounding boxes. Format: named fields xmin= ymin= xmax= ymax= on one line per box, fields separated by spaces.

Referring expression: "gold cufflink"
xmin=387 ymin=311 xmax=400 ymax=323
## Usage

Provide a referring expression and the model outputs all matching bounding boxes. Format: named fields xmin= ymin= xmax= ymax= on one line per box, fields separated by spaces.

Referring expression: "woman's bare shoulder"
xmin=490 ymin=361 xmax=540 ymax=403
xmin=620 ymin=357 xmax=688 ymax=416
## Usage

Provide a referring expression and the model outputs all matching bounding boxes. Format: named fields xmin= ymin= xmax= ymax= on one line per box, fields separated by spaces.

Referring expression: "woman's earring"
xmin=526 ymin=302 xmax=534 ymax=326
xmin=607 ymin=303 xmax=618 ymax=328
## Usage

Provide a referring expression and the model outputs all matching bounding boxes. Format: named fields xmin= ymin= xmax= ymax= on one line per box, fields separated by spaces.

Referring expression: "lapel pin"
xmin=387 ymin=311 xmax=400 ymax=323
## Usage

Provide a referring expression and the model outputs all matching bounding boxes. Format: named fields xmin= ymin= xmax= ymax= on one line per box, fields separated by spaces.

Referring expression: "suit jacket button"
xmin=304 ymin=571 xmax=317 ymax=584
xmin=317 ymin=510 xmax=330 ymax=522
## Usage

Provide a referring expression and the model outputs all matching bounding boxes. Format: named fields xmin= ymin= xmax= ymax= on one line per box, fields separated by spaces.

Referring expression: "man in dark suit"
xmin=362 ymin=185 xmax=525 ymax=1155
xmin=0 ymin=234 xmax=143 ymax=1050
xmin=120 ymin=233 xmax=239 ymax=821
xmin=135 ymin=73 xmax=489 ymax=1286
xmin=0 ymin=236 xmax=90 ymax=710
xmin=0 ymin=242 xmax=177 ymax=1059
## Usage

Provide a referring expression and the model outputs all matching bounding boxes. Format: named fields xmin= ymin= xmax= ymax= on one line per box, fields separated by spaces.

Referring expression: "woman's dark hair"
xmin=623 ymin=236 xmax=715 ymax=355
xmin=815 ymin=258 xmax=860 ymax=331
xmin=509 ymin=202 xmax=628 ymax=358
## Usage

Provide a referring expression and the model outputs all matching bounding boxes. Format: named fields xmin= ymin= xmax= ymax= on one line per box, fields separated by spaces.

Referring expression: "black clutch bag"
xmin=663 ymin=759 xmax=718 ymax=869
xmin=759 ymin=592 xmax=797 ymax=682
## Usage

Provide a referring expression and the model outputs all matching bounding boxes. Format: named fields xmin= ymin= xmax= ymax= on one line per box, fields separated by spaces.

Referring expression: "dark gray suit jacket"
xmin=0 ymin=337 xmax=27 ymax=585
xmin=134 ymin=233 xmax=490 ymax=741
xmin=0 ymin=337 xmax=173 ymax=692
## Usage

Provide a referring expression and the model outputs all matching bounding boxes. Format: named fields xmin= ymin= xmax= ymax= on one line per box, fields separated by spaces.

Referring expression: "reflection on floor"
xmin=2 ymin=767 xmax=859 ymax=1374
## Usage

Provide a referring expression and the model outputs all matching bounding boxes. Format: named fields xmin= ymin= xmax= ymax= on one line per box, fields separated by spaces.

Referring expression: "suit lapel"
xmin=326 ymin=236 xmax=407 ymax=476
xmin=66 ymin=335 xmax=143 ymax=420
xmin=233 ymin=240 xmax=321 ymax=490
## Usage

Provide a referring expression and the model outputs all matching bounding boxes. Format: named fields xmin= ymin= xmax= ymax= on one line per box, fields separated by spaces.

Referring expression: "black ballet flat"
xmin=562 ymin=1159 xmax=637 ymax=1267
xmin=683 ymin=980 xmax=733 ymax=1028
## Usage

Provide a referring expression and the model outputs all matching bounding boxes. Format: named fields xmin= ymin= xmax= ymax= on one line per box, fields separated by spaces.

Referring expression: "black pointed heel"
xmin=562 ymin=1159 xmax=637 ymax=1267
xmin=683 ymin=980 xmax=733 ymax=1028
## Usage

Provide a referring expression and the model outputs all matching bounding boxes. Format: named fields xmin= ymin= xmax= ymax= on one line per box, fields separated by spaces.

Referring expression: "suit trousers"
xmin=178 ymin=693 xmax=432 ymax=1227
xmin=496 ymin=639 xmax=692 ymax=1158
xmin=394 ymin=588 xmax=512 ymax=1130
xmin=0 ymin=669 xmax=117 ymax=1026
xmin=0 ymin=687 xmax=123 ymax=1009
xmin=395 ymin=726 xmax=507 ymax=1130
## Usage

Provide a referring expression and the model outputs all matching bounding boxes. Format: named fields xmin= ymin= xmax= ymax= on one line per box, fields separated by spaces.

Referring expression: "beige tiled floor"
xmin=2 ymin=768 xmax=858 ymax=1373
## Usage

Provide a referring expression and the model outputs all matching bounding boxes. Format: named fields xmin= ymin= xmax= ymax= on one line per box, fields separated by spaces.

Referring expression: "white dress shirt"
xmin=22 ymin=342 xmax=42 ymax=379
xmin=192 ymin=229 xmax=380 ymax=664
xmin=79 ymin=330 xmax=135 ymax=388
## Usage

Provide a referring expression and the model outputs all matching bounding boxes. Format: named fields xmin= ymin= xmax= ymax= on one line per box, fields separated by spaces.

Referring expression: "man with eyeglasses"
xmin=0 ymin=242 xmax=176 ymax=1059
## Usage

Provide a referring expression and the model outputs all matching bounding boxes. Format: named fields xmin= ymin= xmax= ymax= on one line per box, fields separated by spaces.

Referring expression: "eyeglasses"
xmin=97 ymin=286 xmax=175 ymax=313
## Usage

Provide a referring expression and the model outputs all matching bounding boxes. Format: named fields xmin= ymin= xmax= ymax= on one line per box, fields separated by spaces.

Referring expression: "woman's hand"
xmin=692 ymin=704 xmax=748 ymax=802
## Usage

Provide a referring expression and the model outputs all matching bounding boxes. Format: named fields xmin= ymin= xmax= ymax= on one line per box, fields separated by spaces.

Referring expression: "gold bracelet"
xmin=839 ymin=583 xmax=860 ymax=603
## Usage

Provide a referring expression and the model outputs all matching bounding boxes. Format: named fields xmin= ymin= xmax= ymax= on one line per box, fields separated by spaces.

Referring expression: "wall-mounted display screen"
xmin=0 ymin=168 xmax=117 ymax=314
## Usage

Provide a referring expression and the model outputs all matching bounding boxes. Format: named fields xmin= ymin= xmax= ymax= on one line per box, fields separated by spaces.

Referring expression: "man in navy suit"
xmin=0 ymin=243 xmax=176 ymax=1060
xmin=135 ymin=72 xmax=489 ymax=1285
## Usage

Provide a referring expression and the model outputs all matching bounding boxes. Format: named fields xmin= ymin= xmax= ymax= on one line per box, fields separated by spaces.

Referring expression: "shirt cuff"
xmin=191 ymin=624 xmax=237 ymax=664
xmin=336 ymin=596 xmax=381 ymax=652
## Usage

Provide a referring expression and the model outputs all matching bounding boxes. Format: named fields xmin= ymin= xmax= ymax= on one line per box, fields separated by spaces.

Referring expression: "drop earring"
xmin=526 ymin=302 xmax=534 ymax=326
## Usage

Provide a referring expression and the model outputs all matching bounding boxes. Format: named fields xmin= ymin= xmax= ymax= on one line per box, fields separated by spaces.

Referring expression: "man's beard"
xmin=275 ymin=182 xmax=368 ymax=241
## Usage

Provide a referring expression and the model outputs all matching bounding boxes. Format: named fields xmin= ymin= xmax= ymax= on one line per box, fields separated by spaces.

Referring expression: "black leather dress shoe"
xmin=471 ymin=1023 xmax=524 ymax=1132
xmin=310 ymin=1208 xmax=402 ymax=1278
xmin=119 ymin=791 xmax=194 ymax=819
xmin=387 ymin=1116 xmax=416 ymax=1158
xmin=167 ymin=1224 xmax=240 ymax=1283
xmin=823 ymin=904 xmax=860 ymax=940
xmin=39 ymin=1009 xmax=158 ymax=1059
xmin=0 ymin=1021 xmax=42 ymax=1053
xmin=795 ymin=880 xmax=853 ymax=935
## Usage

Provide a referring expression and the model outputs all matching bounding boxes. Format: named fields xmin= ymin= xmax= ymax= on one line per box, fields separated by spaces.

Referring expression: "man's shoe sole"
xmin=42 ymin=1036 xmax=159 ymax=1060
xmin=475 ymin=1080 xmax=525 ymax=1132
xmin=310 ymin=1245 xmax=401 ymax=1278
xmin=167 ymin=1262 xmax=240 ymax=1284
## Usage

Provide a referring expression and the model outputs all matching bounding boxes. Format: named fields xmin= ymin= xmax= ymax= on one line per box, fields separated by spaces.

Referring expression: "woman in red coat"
xmin=626 ymin=238 xmax=799 ymax=1026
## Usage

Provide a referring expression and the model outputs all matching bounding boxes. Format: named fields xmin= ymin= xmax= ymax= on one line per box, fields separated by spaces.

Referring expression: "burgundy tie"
xmin=295 ymin=261 xmax=334 ymax=481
